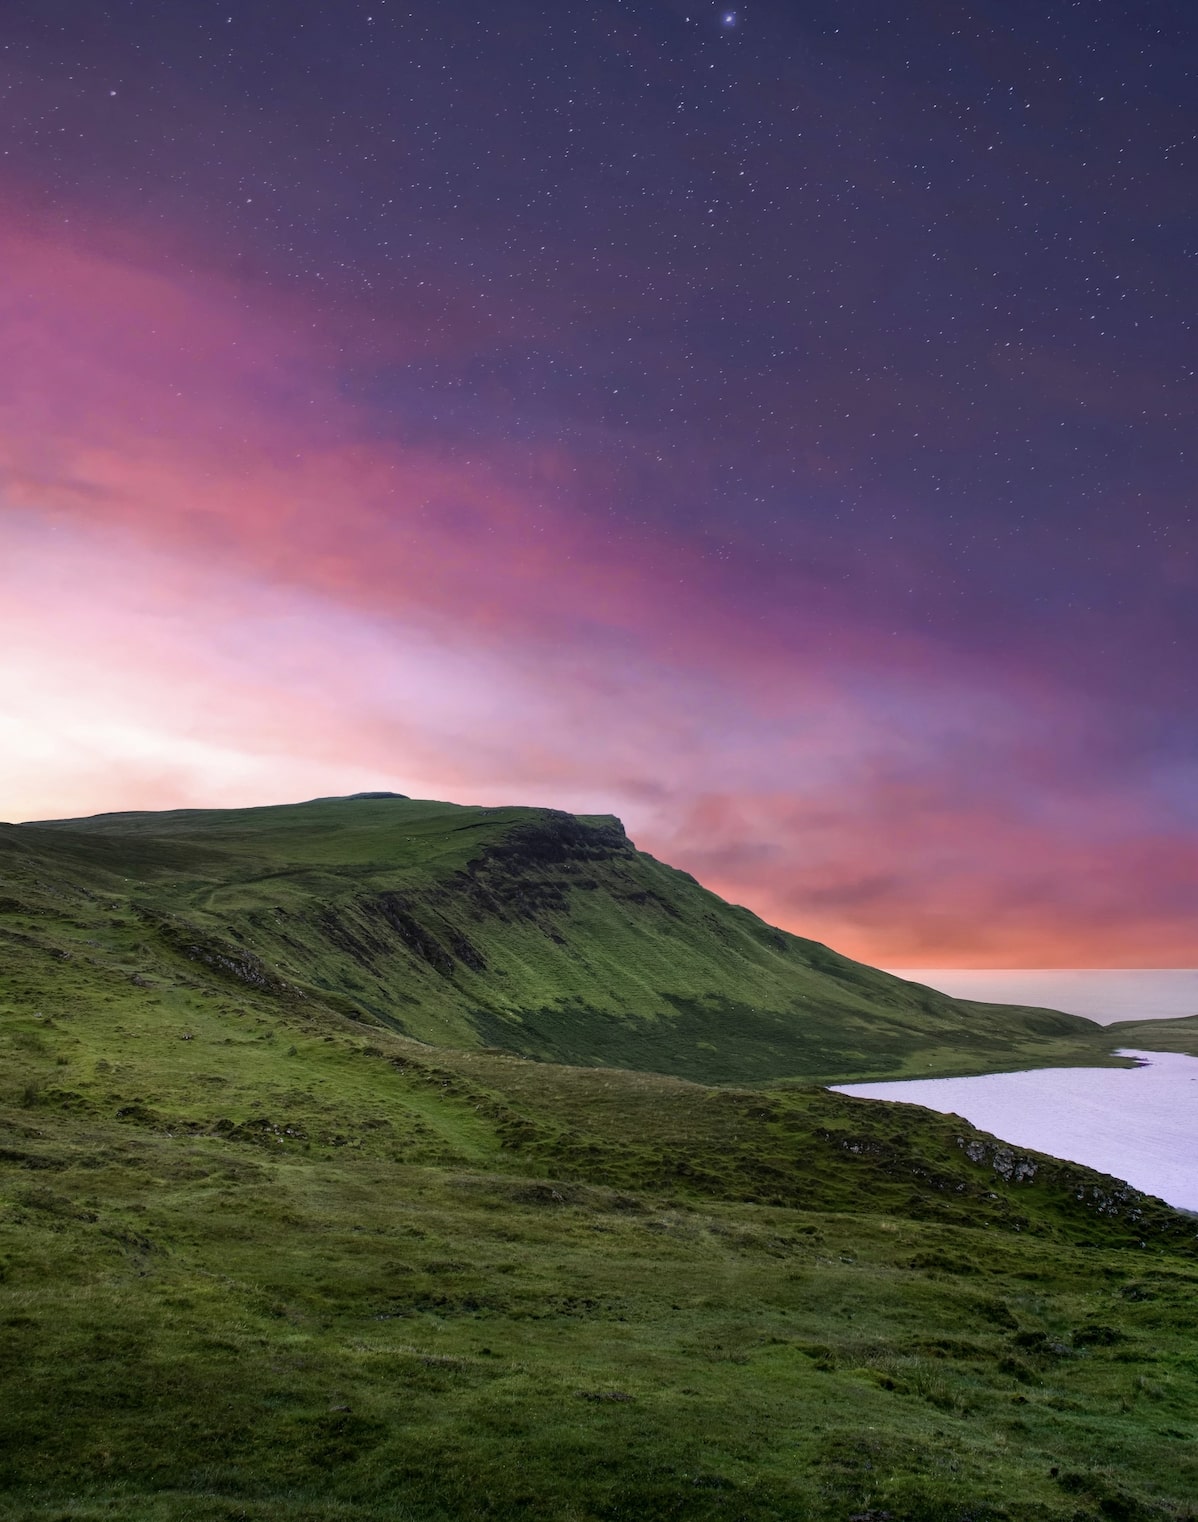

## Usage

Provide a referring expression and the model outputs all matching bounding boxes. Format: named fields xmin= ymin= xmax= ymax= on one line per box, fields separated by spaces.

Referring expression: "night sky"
xmin=1 ymin=1 xmax=1194 ymax=965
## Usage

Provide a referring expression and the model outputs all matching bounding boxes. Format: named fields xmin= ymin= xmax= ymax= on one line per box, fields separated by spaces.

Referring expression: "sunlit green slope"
xmin=4 ymin=793 xmax=1114 ymax=1084
xmin=3 ymin=794 xmax=1197 ymax=1519
xmin=1 ymin=897 xmax=1196 ymax=1522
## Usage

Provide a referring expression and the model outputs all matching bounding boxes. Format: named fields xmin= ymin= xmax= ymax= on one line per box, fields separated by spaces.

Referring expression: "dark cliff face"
xmin=140 ymin=814 xmax=639 ymax=1003
xmin=211 ymin=816 xmax=633 ymax=994
xmin=469 ymin=813 xmax=633 ymax=873
xmin=440 ymin=813 xmax=636 ymax=926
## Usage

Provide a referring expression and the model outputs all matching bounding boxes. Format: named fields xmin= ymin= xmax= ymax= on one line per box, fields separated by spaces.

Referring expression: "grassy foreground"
xmin=2 ymin=796 xmax=1196 ymax=1519
xmin=0 ymin=950 xmax=1195 ymax=1511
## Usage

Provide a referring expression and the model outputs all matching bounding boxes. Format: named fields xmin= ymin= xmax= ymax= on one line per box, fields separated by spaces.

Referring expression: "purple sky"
xmin=1 ymin=1 xmax=1194 ymax=964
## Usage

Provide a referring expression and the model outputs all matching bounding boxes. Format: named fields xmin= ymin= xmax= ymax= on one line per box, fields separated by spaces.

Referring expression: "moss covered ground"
xmin=2 ymin=797 xmax=1196 ymax=1520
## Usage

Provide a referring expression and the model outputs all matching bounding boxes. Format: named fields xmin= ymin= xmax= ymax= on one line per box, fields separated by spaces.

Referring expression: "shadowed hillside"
xmin=4 ymin=794 xmax=1119 ymax=1084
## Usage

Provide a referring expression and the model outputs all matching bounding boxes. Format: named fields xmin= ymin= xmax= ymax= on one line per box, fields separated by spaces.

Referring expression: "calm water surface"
xmin=832 ymin=1049 xmax=1198 ymax=1213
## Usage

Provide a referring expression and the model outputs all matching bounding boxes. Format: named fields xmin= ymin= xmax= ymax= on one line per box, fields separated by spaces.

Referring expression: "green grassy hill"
xmin=3 ymin=794 xmax=1196 ymax=1521
xmin=1 ymin=794 xmax=1125 ymax=1084
xmin=1099 ymin=1013 xmax=1198 ymax=1058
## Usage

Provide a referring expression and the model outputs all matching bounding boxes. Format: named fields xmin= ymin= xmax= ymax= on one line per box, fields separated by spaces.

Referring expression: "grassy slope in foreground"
xmin=3 ymin=794 xmax=1125 ymax=1084
xmin=1 ymin=896 xmax=1198 ymax=1522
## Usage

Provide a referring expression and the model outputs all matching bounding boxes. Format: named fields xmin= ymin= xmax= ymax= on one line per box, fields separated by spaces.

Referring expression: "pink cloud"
xmin=0 ymin=208 xmax=945 ymax=693
xmin=649 ymin=782 xmax=1198 ymax=967
xmin=2 ymin=200 xmax=1194 ymax=966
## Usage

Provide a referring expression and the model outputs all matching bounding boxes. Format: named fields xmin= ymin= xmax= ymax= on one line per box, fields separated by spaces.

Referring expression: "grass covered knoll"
xmin=2 ymin=885 xmax=1198 ymax=1522
xmin=3 ymin=794 xmax=1125 ymax=1084
xmin=1099 ymin=1014 xmax=1198 ymax=1058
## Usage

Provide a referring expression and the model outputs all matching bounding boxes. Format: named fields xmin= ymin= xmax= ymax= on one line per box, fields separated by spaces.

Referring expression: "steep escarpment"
xmin=6 ymin=794 xmax=1109 ymax=1083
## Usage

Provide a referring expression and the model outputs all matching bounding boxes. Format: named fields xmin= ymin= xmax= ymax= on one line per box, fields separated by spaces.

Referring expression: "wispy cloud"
xmin=2 ymin=207 xmax=1194 ymax=964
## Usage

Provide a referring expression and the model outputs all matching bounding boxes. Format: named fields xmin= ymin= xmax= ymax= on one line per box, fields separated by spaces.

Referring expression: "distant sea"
xmin=885 ymin=969 xmax=1198 ymax=1026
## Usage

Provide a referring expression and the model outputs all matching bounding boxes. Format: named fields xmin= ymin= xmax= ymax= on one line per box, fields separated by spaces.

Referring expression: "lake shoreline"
xmin=832 ymin=1046 xmax=1198 ymax=1214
